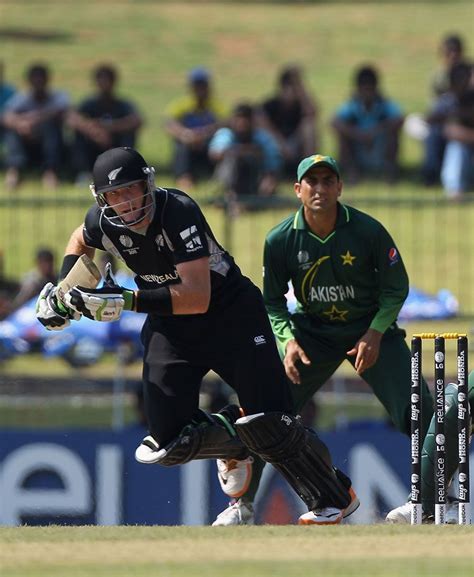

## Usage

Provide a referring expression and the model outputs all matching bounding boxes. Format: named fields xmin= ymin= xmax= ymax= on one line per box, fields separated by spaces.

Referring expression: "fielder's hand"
xmin=284 ymin=339 xmax=311 ymax=385
xmin=36 ymin=282 xmax=80 ymax=331
xmin=347 ymin=328 xmax=383 ymax=375
xmin=64 ymin=285 xmax=135 ymax=322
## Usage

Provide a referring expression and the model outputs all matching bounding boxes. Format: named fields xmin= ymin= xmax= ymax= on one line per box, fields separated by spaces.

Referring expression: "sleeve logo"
xmin=388 ymin=247 xmax=399 ymax=265
xmin=180 ymin=225 xmax=202 ymax=252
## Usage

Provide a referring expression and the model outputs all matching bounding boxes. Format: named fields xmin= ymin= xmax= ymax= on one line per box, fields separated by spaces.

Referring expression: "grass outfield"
xmin=2 ymin=1 xmax=472 ymax=166
xmin=0 ymin=526 xmax=473 ymax=577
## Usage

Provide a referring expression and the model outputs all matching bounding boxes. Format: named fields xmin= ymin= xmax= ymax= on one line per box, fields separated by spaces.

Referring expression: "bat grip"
xmin=104 ymin=262 xmax=118 ymax=287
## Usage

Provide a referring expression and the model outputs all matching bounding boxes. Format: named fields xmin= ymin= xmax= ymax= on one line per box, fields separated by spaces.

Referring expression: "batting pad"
xmin=235 ymin=412 xmax=351 ymax=511
xmin=137 ymin=408 xmax=249 ymax=467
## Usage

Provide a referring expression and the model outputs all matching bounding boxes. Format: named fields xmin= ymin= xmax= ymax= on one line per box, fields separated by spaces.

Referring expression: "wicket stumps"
xmin=410 ymin=333 xmax=470 ymax=525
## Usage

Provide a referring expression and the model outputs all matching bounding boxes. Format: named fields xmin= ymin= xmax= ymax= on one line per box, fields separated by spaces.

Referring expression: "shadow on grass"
xmin=0 ymin=27 xmax=73 ymax=43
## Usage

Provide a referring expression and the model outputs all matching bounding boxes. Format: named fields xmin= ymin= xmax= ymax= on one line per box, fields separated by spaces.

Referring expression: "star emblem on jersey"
xmin=340 ymin=251 xmax=356 ymax=266
xmin=323 ymin=305 xmax=348 ymax=321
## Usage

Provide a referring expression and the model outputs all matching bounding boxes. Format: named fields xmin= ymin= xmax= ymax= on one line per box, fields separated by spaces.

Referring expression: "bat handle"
xmin=104 ymin=262 xmax=118 ymax=287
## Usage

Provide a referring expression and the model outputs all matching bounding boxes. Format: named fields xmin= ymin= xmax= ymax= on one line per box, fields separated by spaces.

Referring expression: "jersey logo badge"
xmin=388 ymin=247 xmax=399 ymax=266
xmin=180 ymin=225 xmax=202 ymax=252
xmin=297 ymin=250 xmax=310 ymax=264
xmin=340 ymin=250 xmax=356 ymax=266
xmin=107 ymin=167 xmax=123 ymax=183
xmin=119 ymin=235 xmax=133 ymax=248
xmin=254 ymin=335 xmax=266 ymax=345
xmin=119 ymin=234 xmax=138 ymax=254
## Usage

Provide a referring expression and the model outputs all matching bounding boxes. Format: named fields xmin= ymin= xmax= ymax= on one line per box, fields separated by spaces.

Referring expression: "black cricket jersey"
xmin=82 ymin=187 xmax=252 ymax=317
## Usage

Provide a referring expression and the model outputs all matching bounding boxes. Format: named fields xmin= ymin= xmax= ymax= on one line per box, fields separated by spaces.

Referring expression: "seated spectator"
xmin=441 ymin=88 xmax=474 ymax=198
xmin=10 ymin=247 xmax=57 ymax=312
xmin=422 ymin=62 xmax=472 ymax=186
xmin=165 ymin=67 xmax=228 ymax=189
xmin=3 ymin=63 xmax=69 ymax=190
xmin=331 ymin=65 xmax=404 ymax=183
xmin=209 ymin=103 xmax=281 ymax=209
xmin=0 ymin=61 xmax=16 ymax=165
xmin=0 ymin=248 xmax=19 ymax=320
xmin=0 ymin=289 xmax=13 ymax=320
xmin=431 ymin=34 xmax=466 ymax=98
xmin=68 ymin=64 xmax=142 ymax=183
xmin=259 ymin=65 xmax=317 ymax=176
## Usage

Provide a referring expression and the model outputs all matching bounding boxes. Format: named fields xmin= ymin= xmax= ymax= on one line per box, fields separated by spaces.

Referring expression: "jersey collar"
xmin=293 ymin=202 xmax=350 ymax=231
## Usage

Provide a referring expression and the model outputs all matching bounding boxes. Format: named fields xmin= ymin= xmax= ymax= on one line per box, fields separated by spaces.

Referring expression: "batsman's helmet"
xmin=90 ymin=147 xmax=156 ymax=227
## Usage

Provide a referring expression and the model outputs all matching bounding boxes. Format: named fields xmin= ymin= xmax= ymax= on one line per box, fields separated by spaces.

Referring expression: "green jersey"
xmin=263 ymin=202 xmax=409 ymax=350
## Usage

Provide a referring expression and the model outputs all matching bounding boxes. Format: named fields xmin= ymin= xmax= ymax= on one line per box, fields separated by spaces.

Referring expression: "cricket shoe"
xmin=135 ymin=435 xmax=161 ymax=464
xmin=386 ymin=502 xmax=459 ymax=524
xmin=298 ymin=487 xmax=360 ymax=525
xmin=385 ymin=502 xmax=414 ymax=524
xmin=216 ymin=457 xmax=254 ymax=498
xmin=212 ymin=499 xmax=255 ymax=527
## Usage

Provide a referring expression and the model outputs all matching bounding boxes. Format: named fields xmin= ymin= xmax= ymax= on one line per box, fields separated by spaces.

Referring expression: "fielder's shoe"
xmin=385 ymin=502 xmax=412 ymax=524
xmin=298 ymin=487 xmax=360 ymax=525
xmin=212 ymin=499 xmax=255 ymax=526
xmin=216 ymin=457 xmax=254 ymax=498
xmin=444 ymin=502 xmax=460 ymax=524
xmin=386 ymin=502 xmax=459 ymax=524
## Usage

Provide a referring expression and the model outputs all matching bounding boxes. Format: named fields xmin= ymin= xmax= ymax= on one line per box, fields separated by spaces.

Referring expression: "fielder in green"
xmin=387 ymin=371 xmax=473 ymax=523
xmin=212 ymin=153 xmax=434 ymax=526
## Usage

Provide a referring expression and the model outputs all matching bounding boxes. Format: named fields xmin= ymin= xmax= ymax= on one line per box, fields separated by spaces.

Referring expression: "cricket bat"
xmin=56 ymin=254 xmax=102 ymax=304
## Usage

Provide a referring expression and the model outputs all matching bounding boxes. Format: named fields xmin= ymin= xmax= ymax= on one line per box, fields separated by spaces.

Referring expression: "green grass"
xmin=0 ymin=525 xmax=473 ymax=577
xmin=2 ymin=1 xmax=471 ymax=168
xmin=2 ymin=1 xmax=472 ymax=164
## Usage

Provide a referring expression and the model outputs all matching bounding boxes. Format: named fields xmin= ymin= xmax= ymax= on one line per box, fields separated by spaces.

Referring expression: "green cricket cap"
xmin=297 ymin=154 xmax=341 ymax=182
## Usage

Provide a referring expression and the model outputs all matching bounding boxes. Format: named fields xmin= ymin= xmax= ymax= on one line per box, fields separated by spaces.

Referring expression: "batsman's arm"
xmin=59 ymin=224 xmax=96 ymax=280
xmin=66 ymin=255 xmax=211 ymax=319
xmin=135 ymin=257 xmax=210 ymax=316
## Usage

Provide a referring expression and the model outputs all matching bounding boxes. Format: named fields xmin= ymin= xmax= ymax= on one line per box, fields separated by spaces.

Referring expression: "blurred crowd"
xmin=0 ymin=246 xmax=57 ymax=321
xmin=0 ymin=33 xmax=472 ymax=201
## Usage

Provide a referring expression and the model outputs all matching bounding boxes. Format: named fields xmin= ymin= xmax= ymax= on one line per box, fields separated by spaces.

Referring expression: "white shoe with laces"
xmin=212 ymin=499 xmax=255 ymax=526
xmin=216 ymin=457 xmax=254 ymax=498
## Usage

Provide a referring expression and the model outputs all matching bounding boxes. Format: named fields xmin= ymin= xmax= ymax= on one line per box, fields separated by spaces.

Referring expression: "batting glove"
xmin=64 ymin=285 xmax=135 ymax=322
xmin=36 ymin=282 xmax=81 ymax=331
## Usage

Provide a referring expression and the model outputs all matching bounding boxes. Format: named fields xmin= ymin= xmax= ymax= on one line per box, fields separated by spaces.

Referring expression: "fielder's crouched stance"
xmin=36 ymin=146 xmax=352 ymax=522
